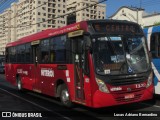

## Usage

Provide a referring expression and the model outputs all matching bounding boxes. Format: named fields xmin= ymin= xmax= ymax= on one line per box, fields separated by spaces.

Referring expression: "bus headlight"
xmin=96 ymin=78 xmax=110 ymax=93
xmin=146 ymin=72 xmax=153 ymax=88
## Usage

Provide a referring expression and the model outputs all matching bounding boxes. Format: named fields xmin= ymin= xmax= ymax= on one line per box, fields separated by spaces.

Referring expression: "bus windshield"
xmin=93 ymin=35 xmax=150 ymax=75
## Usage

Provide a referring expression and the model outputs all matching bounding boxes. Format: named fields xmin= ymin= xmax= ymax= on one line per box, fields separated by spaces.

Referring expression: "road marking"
xmin=0 ymin=87 xmax=72 ymax=120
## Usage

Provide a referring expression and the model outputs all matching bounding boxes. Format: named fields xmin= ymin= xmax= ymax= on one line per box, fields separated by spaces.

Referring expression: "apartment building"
xmin=67 ymin=0 xmax=106 ymax=23
xmin=0 ymin=9 xmax=11 ymax=55
xmin=0 ymin=0 xmax=106 ymax=55
xmin=14 ymin=0 xmax=67 ymax=40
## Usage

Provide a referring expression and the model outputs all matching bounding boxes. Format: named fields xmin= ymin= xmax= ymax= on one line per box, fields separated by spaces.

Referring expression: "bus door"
xmin=71 ymin=36 xmax=85 ymax=102
xmin=31 ymin=40 xmax=41 ymax=93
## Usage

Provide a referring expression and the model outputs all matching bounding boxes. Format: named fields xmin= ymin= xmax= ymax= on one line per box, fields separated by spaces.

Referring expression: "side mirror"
xmin=84 ymin=33 xmax=92 ymax=53
xmin=88 ymin=46 xmax=93 ymax=54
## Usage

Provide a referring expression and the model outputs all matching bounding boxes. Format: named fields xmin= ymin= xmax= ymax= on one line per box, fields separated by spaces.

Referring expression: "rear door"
xmin=31 ymin=40 xmax=41 ymax=93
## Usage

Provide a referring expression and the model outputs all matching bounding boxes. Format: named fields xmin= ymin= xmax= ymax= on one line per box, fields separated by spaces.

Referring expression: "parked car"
xmin=0 ymin=66 xmax=5 ymax=73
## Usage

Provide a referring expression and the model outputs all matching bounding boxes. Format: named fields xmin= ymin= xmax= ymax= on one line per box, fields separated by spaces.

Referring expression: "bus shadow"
xmin=75 ymin=100 xmax=157 ymax=117
xmin=154 ymin=94 xmax=160 ymax=99
xmin=14 ymin=89 xmax=157 ymax=119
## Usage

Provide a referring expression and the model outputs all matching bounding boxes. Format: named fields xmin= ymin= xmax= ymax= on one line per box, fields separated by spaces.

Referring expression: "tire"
xmin=17 ymin=76 xmax=23 ymax=91
xmin=60 ymin=84 xmax=73 ymax=107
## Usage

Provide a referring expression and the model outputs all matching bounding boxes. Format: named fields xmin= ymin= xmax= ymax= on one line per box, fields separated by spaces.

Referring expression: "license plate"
xmin=125 ymin=94 xmax=134 ymax=99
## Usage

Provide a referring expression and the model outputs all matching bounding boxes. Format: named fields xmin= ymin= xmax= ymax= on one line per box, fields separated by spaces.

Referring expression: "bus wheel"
xmin=60 ymin=84 xmax=73 ymax=107
xmin=17 ymin=76 xmax=23 ymax=91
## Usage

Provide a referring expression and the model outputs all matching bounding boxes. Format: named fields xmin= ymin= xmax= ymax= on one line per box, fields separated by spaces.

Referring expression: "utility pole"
xmin=140 ymin=0 xmax=142 ymax=8
xmin=137 ymin=8 xmax=139 ymax=24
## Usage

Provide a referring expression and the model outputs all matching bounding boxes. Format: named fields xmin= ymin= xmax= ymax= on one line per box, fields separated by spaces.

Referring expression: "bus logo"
xmin=127 ymin=88 xmax=132 ymax=92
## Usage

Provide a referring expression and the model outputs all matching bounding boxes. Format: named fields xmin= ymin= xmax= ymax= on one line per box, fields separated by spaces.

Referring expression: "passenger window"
xmin=40 ymin=39 xmax=50 ymax=63
xmin=151 ymin=33 xmax=160 ymax=58
xmin=50 ymin=35 xmax=67 ymax=63
xmin=158 ymin=34 xmax=160 ymax=57
xmin=25 ymin=43 xmax=32 ymax=63
xmin=5 ymin=48 xmax=9 ymax=63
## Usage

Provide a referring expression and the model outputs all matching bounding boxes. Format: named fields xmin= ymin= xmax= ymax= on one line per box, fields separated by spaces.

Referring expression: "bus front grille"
xmin=110 ymin=76 xmax=146 ymax=86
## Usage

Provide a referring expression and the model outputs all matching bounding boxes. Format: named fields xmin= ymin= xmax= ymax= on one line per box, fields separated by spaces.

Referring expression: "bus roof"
xmin=143 ymin=25 xmax=160 ymax=34
xmin=6 ymin=19 xmax=139 ymax=47
xmin=6 ymin=21 xmax=88 ymax=47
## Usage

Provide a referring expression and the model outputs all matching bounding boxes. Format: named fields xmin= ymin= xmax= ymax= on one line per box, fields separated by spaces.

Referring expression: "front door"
xmin=71 ymin=37 xmax=85 ymax=102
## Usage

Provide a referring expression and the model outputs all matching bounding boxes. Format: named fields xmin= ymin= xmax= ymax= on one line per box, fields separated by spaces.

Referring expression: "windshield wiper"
xmin=129 ymin=44 xmax=143 ymax=55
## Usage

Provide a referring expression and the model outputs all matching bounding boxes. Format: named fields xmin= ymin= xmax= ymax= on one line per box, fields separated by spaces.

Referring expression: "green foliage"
xmin=154 ymin=21 xmax=160 ymax=26
xmin=144 ymin=21 xmax=160 ymax=28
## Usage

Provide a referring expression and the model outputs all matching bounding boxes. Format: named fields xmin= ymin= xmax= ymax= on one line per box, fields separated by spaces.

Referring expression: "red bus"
xmin=5 ymin=20 xmax=153 ymax=108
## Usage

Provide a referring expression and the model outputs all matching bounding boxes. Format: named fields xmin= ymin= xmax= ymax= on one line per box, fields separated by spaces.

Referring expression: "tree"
xmin=154 ymin=21 xmax=160 ymax=26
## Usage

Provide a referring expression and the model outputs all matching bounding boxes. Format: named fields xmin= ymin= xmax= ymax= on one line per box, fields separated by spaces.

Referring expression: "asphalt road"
xmin=0 ymin=74 xmax=160 ymax=120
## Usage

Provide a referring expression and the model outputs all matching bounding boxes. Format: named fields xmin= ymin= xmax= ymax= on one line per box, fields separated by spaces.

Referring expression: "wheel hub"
xmin=62 ymin=90 xmax=69 ymax=103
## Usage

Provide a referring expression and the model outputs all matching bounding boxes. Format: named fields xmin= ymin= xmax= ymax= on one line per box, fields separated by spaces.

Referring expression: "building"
xmin=109 ymin=6 xmax=160 ymax=27
xmin=0 ymin=0 xmax=106 ymax=55
xmin=12 ymin=0 xmax=67 ymax=41
xmin=0 ymin=9 xmax=11 ymax=55
xmin=143 ymin=12 xmax=160 ymax=27
xmin=67 ymin=0 xmax=106 ymax=24
xmin=0 ymin=0 xmax=67 ymax=55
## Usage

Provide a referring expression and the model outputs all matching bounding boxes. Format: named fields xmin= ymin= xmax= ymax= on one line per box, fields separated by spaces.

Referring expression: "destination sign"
xmin=92 ymin=23 xmax=142 ymax=34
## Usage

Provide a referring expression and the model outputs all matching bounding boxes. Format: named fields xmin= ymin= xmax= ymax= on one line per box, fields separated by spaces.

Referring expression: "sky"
xmin=0 ymin=0 xmax=160 ymax=18
xmin=0 ymin=0 xmax=18 ymax=13
xmin=106 ymin=0 xmax=160 ymax=18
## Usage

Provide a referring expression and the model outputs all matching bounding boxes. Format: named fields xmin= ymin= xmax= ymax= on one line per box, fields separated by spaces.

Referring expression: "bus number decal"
xmin=41 ymin=68 xmax=54 ymax=77
xmin=135 ymin=83 xmax=146 ymax=88
xmin=23 ymin=71 xmax=28 ymax=75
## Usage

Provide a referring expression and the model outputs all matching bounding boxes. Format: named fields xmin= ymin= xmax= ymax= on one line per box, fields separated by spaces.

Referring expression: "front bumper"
xmin=92 ymin=85 xmax=154 ymax=108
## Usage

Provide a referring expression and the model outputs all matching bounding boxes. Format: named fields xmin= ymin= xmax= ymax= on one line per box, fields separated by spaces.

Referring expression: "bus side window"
xmin=5 ymin=48 xmax=9 ymax=63
xmin=158 ymin=34 xmax=160 ymax=57
xmin=50 ymin=35 xmax=67 ymax=63
xmin=42 ymin=54 xmax=49 ymax=63
xmin=150 ymin=34 xmax=156 ymax=58
xmin=158 ymin=45 xmax=160 ymax=57
xmin=151 ymin=33 xmax=160 ymax=58
xmin=25 ymin=43 xmax=32 ymax=63
xmin=40 ymin=39 xmax=50 ymax=63
xmin=50 ymin=51 xmax=55 ymax=63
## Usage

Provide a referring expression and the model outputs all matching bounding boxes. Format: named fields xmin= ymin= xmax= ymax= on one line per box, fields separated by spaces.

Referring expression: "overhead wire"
xmin=1 ymin=0 xmax=107 ymax=29
xmin=6 ymin=0 xmax=47 ymax=24
xmin=0 ymin=0 xmax=44 ymax=23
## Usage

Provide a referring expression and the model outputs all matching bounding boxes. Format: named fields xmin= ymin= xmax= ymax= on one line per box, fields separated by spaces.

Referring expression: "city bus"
xmin=5 ymin=20 xmax=153 ymax=108
xmin=143 ymin=25 xmax=160 ymax=95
